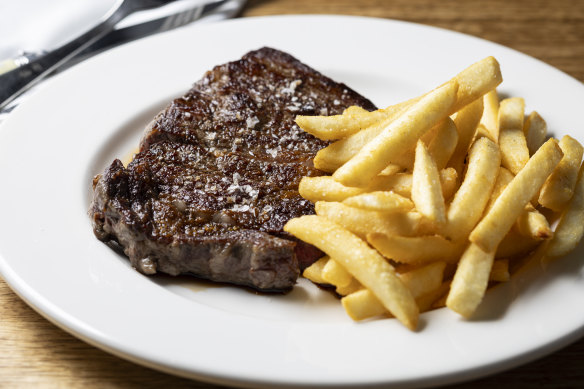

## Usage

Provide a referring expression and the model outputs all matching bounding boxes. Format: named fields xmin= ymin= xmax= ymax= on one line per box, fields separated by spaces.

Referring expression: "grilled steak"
xmin=90 ymin=47 xmax=376 ymax=291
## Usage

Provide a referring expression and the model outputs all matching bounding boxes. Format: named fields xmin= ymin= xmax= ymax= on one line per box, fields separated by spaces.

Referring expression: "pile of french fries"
xmin=284 ymin=57 xmax=584 ymax=331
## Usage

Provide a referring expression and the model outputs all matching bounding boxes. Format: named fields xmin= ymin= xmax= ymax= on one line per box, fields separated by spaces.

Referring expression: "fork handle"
xmin=0 ymin=2 xmax=132 ymax=110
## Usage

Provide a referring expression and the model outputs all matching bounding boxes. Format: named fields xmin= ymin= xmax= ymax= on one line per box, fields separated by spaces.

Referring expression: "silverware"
xmin=0 ymin=0 xmax=244 ymax=115
xmin=64 ymin=0 xmax=242 ymax=70
xmin=0 ymin=0 xmax=181 ymax=110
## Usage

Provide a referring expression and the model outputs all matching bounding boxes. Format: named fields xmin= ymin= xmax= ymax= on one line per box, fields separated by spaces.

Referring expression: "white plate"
xmin=0 ymin=15 xmax=583 ymax=389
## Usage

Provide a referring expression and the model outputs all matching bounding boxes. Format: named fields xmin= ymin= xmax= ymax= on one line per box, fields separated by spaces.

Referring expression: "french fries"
xmin=287 ymin=56 xmax=583 ymax=330
xmin=284 ymin=215 xmax=419 ymax=330
xmin=412 ymin=140 xmax=446 ymax=226
xmin=524 ymin=111 xmax=547 ymax=155
xmin=480 ymin=89 xmax=499 ymax=141
xmin=449 ymin=56 xmax=502 ymax=112
xmin=315 ymin=201 xmax=422 ymax=238
xmin=470 ymin=139 xmax=563 ymax=252
xmin=342 ymin=262 xmax=445 ymax=320
xmin=448 ymin=97 xmax=484 ymax=174
xmin=299 ymin=169 xmax=457 ymax=203
xmin=516 ymin=204 xmax=552 ymax=240
xmin=367 ymin=234 xmax=463 ymax=264
xmin=498 ymin=98 xmax=530 ymax=174
xmin=446 ymin=243 xmax=496 ymax=317
xmin=445 ymin=137 xmax=501 ymax=240
xmin=303 ymin=256 xmax=329 ymax=285
xmin=427 ymin=118 xmax=458 ymax=170
xmin=538 ymin=135 xmax=584 ymax=211
xmin=333 ymin=83 xmax=458 ymax=187
xmin=313 ymin=105 xmax=411 ymax=172
xmin=322 ymin=257 xmax=353 ymax=287
xmin=296 ymin=101 xmax=411 ymax=141
xmin=342 ymin=191 xmax=414 ymax=213
xmin=299 ymin=176 xmax=367 ymax=202
xmin=545 ymin=162 xmax=584 ymax=258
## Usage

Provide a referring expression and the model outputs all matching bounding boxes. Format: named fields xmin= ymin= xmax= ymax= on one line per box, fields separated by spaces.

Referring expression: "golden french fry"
xmin=539 ymin=135 xmax=584 ymax=211
xmin=446 ymin=243 xmax=496 ymax=317
xmin=427 ymin=118 xmax=458 ymax=170
xmin=545 ymin=161 xmax=584 ymax=258
xmin=412 ymin=140 xmax=446 ymax=226
xmin=485 ymin=168 xmax=548 ymax=240
xmin=296 ymin=107 xmax=391 ymax=141
xmin=341 ymin=289 xmax=384 ymax=320
xmin=479 ymin=89 xmax=499 ymax=141
xmin=284 ymin=215 xmax=419 ymax=330
xmin=446 ymin=137 xmax=501 ymax=240
xmin=486 ymin=168 xmax=550 ymax=244
xmin=298 ymin=176 xmax=368 ymax=202
xmin=389 ymin=56 xmax=501 ymax=117
xmin=499 ymin=97 xmax=525 ymax=130
xmin=313 ymin=103 xmax=411 ymax=172
xmin=499 ymin=128 xmax=529 ymax=174
xmin=333 ymin=83 xmax=458 ymax=187
xmin=374 ymin=169 xmax=458 ymax=199
xmin=484 ymin=167 xmax=514 ymax=213
xmin=341 ymin=262 xmax=445 ymax=320
xmin=342 ymin=191 xmax=414 ymax=213
xmin=300 ymin=171 xmax=457 ymax=204
xmin=490 ymin=259 xmax=510 ymax=282
xmin=315 ymin=201 xmax=421 ymax=238
xmin=449 ymin=56 xmax=502 ymax=113
xmin=448 ymin=97 xmax=484 ymax=173
xmin=344 ymin=105 xmax=370 ymax=115
xmin=399 ymin=261 xmax=447 ymax=297
xmin=384 ymin=120 xmax=448 ymax=170
xmin=322 ymin=257 xmax=353 ymax=288
xmin=302 ymin=256 xmax=330 ymax=285
xmin=524 ymin=111 xmax=547 ymax=155
xmin=366 ymin=174 xmax=418 ymax=197
xmin=378 ymin=164 xmax=403 ymax=176
xmin=516 ymin=204 xmax=553 ymax=240
xmin=367 ymin=233 xmax=463 ymax=264
xmin=470 ymin=138 xmax=563 ymax=252
xmin=498 ymin=97 xmax=529 ymax=174
xmin=336 ymin=277 xmax=363 ymax=296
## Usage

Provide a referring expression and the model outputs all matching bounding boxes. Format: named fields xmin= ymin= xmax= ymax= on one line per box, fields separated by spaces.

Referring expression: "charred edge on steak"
xmin=90 ymin=47 xmax=376 ymax=291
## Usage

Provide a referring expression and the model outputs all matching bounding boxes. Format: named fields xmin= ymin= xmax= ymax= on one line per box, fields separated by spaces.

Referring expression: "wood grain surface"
xmin=1 ymin=0 xmax=583 ymax=388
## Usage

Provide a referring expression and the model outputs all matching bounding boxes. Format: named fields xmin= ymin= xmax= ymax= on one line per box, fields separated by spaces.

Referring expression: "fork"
xmin=71 ymin=0 xmax=237 ymax=65
xmin=0 ymin=0 xmax=180 ymax=110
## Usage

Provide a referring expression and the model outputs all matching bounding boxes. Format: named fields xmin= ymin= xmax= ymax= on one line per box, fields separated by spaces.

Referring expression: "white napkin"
xmin=0 ymin=0 xmax=223 ymax=60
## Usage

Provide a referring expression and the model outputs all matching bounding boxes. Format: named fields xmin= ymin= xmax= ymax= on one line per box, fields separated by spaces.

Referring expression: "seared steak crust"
xmin=90 ymin=47 xmax=376 ymax=291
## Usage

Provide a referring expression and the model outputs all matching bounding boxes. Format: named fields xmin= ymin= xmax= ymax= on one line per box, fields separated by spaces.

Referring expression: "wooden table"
xmin=1 ymin=0 xmax=583 ymax=387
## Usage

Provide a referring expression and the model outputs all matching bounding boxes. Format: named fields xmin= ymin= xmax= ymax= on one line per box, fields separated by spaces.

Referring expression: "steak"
xmin=90 ymin=47 xmax=376 ymax=291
